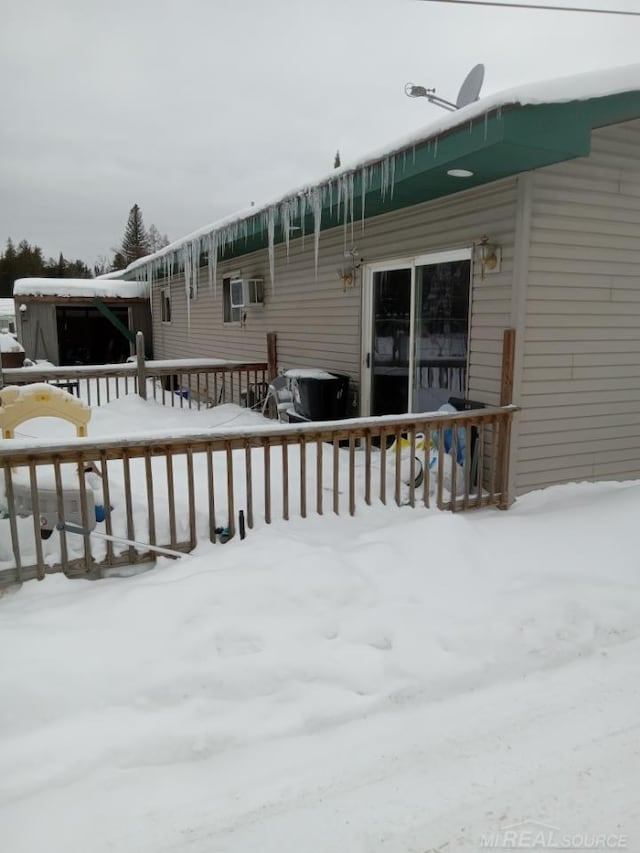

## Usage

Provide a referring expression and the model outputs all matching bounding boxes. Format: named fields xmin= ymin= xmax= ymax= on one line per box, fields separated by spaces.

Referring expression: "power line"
xmin=416 ymin=0 xmax=640 ymax=16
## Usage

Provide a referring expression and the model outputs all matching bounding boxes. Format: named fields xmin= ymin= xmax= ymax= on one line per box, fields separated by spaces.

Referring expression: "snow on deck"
xmin=1 ymin=458 xmax=639 ymax=850
xmin=13 ymin=277 xmax=149 ymax=299
xmin=0 ymin=394 xmax=639 ymax=849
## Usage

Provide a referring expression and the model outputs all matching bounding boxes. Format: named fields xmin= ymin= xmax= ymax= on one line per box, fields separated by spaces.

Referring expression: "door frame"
xmin=360 ymin=247 xmax=472 ymax=416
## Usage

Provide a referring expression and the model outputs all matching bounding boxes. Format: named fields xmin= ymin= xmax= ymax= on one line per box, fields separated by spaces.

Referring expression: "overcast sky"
xmin=2 ymin=0 xmax=640 ymax=268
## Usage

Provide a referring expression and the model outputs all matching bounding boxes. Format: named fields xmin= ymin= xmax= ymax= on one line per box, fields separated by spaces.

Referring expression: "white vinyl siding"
xmin=517 ymin=118 xmax=640 ymax=492
xmin=150 ymin=178 xmax=518 ymax=415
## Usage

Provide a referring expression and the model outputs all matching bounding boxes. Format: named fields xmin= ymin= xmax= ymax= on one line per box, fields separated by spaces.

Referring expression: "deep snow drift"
xmin=0 ymin=396 xmax=639 ymax=852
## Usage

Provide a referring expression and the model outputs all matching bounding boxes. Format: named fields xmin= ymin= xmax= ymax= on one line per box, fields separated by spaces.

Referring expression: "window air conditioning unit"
xmin=230 ymin=278 xmax=265 ymax=308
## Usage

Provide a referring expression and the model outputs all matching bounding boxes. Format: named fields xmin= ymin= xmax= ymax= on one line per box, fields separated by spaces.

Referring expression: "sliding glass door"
xmin=363 ymin=250 xmax=471 ymax=416
xmin=369 ymin=266 xmax=412 ymax=416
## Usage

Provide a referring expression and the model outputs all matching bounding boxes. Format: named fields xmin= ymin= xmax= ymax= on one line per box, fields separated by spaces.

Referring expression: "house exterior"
xmin=13 ymin=278 xmax=152 ymax=366
xmin=119 ymin=64 xmax=640 ymax=497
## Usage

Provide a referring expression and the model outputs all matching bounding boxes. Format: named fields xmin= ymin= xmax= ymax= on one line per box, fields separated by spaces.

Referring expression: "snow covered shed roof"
xmin=122 ymin=62 xmax=640 ymax=285
xmin=13 ymin=278 xmax=149 ymax=300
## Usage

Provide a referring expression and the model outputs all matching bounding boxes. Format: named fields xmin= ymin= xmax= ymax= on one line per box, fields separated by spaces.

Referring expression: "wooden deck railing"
xmin=0 ymin=359 xmax=270 ymax=410
xmin=0 ymin=405 xmax=515 ymax=588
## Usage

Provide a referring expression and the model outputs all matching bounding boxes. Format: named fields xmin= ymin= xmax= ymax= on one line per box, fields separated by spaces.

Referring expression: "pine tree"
xmin=65 ymin=258 xmax=91 ymax=277
xmin=0 ymin=237 xmax=90 ymax=294
xmin=334 ymin=149 xmax=341 ymax=169
xmin=111 ymin=251 xmax=127 ymax=271
xmin=15 ymin=240 xmax=45 ymax=281
xmin=0 ymin=239 xmax=17 ymax=296
xmin=120 ymin=204 xmax=150 ymax=265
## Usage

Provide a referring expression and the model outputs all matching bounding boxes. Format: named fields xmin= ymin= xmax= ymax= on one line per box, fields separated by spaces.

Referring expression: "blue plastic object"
xmin=94 ymin=504 xmax=113 ymax=523
xmin=433 ymin=403 xmax=466 ymax=465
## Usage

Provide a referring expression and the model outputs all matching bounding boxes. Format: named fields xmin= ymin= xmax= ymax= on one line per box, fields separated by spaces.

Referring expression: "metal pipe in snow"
xmin=57 ymin=523 xmax=191 ymax=560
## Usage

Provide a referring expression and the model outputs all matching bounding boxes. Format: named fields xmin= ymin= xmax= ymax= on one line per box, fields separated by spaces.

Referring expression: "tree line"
xmin=0 ymin=204 xmax=169 ymax=298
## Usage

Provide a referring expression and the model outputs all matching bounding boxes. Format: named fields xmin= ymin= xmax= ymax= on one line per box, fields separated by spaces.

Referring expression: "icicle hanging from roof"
xmin=390 ymin=155 xmax=396 ymax=200
xmin=360 ymin=166 xmax=368 ymax=232
xmin=209 ymin=231 xmax=218 ymax=296
xmin=122 ymin=136 xmax=435 ymax=294
xmin=339 ymin=175 xmax=348 ymax=250
xmin=191 ymin=239 xmax=200 ymax=302
xmin=380 ymin=157 xmax=389 ymax=202
xmin=183 ymin=245 xmax=192 ymax=331
xmin=266 ymin=205 xmax=276 ymax=292
xmin=142 ymin=263 xmax=153 ymax=321
xmin=299 ymin=194 xmax=307 ymax=249
xmin=310 ymin=186 xmax=323 ymax=279
xmin=347 ymin=172 xmax=355 ymax=244
xmin=206 ymin=233 xmax=213 ymax=292
xmin=281 ymin=199 xmax=292 ymax=261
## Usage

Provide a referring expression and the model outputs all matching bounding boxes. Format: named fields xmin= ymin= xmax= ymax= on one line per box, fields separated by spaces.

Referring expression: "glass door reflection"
xmin=412 ymin=259 xmax=470 ymax=412
xmin=371 ymin=267 xmax=411 ymax=416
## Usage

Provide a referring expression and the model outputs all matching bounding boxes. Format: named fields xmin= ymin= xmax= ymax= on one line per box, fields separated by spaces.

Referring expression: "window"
xmin=223 ymin=276 xmax=265 ymax=322
xmin=223 ymin=277 xmax=241 ymax=323
xmin=247 ymin=278 xmax=265 ymax=305
xmin=160 ymin=287 xmax=172 ymax=323
xmin=230 ymin=278 xmax=244 ymax=308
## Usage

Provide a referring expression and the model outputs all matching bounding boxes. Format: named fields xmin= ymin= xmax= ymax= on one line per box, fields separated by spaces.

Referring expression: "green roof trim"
xmin=126 ymin=89 xmax=640 ymax=278
xmin=215 ymin=100 xmax=595 ymax=263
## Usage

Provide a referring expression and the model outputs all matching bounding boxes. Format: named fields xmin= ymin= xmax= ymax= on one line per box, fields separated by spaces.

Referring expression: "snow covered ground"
xmin=1 ymin=395 xmax=639 ymax=852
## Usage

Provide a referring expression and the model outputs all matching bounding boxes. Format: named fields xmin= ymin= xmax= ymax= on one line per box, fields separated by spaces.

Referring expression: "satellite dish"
xmin=456 ymin=63 xmax=485 ymax=109
xmin=404 ymin=63 xmax=486 ymax=112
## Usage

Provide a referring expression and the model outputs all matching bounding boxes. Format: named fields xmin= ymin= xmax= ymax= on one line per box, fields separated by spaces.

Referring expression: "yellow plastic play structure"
xmin=0 ymin=383 xmax=91 ymax=439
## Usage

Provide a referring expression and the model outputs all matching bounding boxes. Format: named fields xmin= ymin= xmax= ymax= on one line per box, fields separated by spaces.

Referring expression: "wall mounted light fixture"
xmin=337 ymin=248 xmax=362 ymax=290
xmin=476 ymin=236 xmax=502 ymax=279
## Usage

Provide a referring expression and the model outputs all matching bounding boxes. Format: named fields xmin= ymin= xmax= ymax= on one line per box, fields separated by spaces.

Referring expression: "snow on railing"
xmin=0 ymin=358 xmax=270 ymax=411
xmin=0 ymin=405 xmax=516 ymax=588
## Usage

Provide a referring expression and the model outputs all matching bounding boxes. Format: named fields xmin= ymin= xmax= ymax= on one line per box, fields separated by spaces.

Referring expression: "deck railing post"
xmin=498 ymin=411 xmax=514 ymax=510
xmin=498 ymin=328 xmax=516 ymax=508
xmin=136 ymin=331 xmax=147 ymax=400
xmin=500 ymin=328 xmax=515 ymax=406
xmin=267 ymin=332 xmax=278 ymax=382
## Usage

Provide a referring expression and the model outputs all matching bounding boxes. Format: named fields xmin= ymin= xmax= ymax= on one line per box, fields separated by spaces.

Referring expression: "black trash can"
xmin=292 ymin=372 xmax=350 ymax=421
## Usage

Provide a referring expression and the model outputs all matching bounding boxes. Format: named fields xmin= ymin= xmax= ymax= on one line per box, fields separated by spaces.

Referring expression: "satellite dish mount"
xmin=405 ymin=63 xmax=485 ymax=111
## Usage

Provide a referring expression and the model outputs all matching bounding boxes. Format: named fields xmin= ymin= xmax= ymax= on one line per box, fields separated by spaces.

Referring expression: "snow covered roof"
xmin=122 ymin=62 xmax=640 ymax=283
xmin=13 ymin=278 xmax=149 ymax=299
